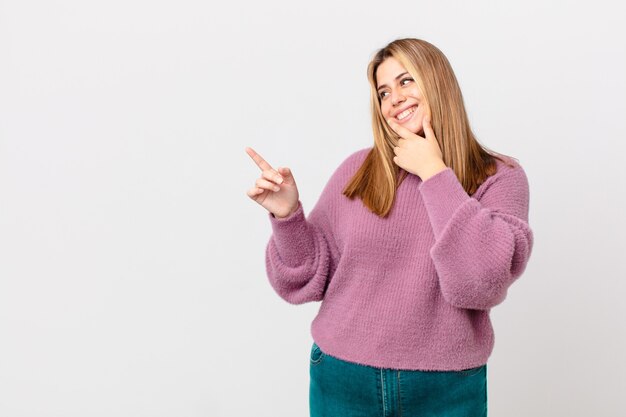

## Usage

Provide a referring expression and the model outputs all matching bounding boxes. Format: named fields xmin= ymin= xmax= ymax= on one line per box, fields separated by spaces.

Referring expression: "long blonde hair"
xmin=343 ymin=38 xmax=516 ymax=217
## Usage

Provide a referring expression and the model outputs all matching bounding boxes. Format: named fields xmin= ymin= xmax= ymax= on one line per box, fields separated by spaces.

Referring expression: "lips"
xmin=395 ymin=105 xmax=417 ymax=123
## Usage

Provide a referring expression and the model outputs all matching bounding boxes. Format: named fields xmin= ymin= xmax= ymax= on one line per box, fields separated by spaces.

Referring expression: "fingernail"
xmin=277 ymin=177 xmax=283 ymax=184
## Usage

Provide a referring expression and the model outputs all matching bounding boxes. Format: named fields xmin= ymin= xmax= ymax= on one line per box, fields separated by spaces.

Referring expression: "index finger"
xmin=387 ymin=119 xmax=420 ymax=140
xmin=245 ymin=147 xmax=274 ymax=172
xmin=423 ymin=116 xmax=435 ymax=140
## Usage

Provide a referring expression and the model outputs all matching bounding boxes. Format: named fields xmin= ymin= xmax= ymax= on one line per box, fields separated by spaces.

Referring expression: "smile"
xmin=396 ymin=105 xmax=417 ymax=122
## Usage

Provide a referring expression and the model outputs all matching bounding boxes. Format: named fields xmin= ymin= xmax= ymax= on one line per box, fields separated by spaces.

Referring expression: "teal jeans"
xmin=310 ymin=342 xmax=487 ymax=417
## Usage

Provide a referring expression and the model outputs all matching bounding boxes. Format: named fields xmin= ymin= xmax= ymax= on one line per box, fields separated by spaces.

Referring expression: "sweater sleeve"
xmin=264 ymin=177 xmax=341 ymax=305
xmin=418 ymin=164 xmax=534 ymax=310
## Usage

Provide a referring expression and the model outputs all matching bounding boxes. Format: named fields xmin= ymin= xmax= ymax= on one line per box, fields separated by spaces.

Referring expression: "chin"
xmin=412 ymin=125 xmax=424 ymax=136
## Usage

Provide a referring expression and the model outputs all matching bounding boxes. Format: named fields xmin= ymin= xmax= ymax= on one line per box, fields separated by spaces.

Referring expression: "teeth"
xmin=397 ymin=106 xmax=416 ymax=120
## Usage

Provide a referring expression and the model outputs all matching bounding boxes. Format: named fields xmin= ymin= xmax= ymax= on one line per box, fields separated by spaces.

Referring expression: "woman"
xmin=245 ymin=38 xmax=533 ymax=417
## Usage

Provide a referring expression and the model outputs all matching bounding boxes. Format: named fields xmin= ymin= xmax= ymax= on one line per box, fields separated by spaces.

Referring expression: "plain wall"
xmin=1 ymin=0 xmax=624 ymax=415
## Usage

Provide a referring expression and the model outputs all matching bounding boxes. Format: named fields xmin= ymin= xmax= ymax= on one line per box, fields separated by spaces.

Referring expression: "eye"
xmin=378 ymin=78 xmax=414 ymax=99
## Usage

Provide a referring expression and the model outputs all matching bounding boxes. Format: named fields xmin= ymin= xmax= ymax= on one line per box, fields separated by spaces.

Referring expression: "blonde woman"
xmin=246 ymin=38 xmax=534 ymax=417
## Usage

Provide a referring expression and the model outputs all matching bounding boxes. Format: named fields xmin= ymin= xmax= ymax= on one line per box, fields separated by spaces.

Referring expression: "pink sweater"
xmin=265 ymin=147 xmax=534 ymax=371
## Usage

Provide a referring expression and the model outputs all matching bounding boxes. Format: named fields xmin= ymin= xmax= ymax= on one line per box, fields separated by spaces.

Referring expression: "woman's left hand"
xmin=386 ymin=116 xmax=447 ymax=181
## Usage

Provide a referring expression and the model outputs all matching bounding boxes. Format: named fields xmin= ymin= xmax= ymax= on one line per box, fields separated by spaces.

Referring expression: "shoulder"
xmin=494 ymin=155 xmax=528 ymax=183
xmin=473 ymin=155 xmax=529 ymax=200
xmin=487 ymin=154 xmax=529 ymax=183
xmin=335 ymin=146 xmax=372 ymax=174
xmin=319 ymin=146 xmax=372 ymax=194
xmin=343 ymin=146 xmax=373 ymax=166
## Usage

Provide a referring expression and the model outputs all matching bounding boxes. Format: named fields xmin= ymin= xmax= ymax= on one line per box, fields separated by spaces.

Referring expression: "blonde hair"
xmin=343 ymin=38 xmax=516 ymax=217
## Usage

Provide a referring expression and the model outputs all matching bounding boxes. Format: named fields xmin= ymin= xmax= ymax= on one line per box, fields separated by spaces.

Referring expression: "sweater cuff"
xmin=267 ymin=201 xmax=314 ymax=266
xmin=418 ymin=168 xmax=471 ymax=239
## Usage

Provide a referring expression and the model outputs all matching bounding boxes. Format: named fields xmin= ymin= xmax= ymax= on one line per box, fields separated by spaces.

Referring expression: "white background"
xmin=1 ymin=0 xmax=624 ymax=416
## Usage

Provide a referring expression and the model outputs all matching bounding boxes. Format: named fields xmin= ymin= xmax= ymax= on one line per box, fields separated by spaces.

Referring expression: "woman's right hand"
xmin=245 ymin=147 xmax=300 ymax=219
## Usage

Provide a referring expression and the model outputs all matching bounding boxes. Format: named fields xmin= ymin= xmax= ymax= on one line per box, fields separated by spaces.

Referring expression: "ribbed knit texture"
xmin=265 ymin=147 xmax=534 ymax=371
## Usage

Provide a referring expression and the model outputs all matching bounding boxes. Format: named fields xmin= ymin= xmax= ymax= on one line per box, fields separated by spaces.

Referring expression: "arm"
xmin=265 ymin=190 xmax=340 ymax=305
xmin=418 ymin=164 xmax=534 ymax=310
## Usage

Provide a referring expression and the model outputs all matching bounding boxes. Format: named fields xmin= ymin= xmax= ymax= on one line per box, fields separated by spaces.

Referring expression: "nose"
xmin=391 ymin=91 xmax=405 ymax=106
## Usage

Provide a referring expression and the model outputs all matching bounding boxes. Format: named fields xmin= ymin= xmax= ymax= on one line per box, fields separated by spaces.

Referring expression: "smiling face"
xmin=376 ymin=56 xmax=429 ymax=136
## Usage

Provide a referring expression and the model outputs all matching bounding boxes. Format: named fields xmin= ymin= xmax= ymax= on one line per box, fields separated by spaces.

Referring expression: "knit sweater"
xmin=265 ymin=146 xmax=534 ymax=371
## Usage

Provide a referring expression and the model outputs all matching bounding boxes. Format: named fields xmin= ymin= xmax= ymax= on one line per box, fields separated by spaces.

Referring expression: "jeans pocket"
xmin=452 ymin=364 xmax=486 ymax=377
xmin=310 ymin=342 xmax=324 ymax=365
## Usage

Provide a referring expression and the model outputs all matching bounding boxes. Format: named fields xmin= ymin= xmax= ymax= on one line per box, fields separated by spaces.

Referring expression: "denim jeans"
xmin=309 ymin=342 xmax=487 ymax=417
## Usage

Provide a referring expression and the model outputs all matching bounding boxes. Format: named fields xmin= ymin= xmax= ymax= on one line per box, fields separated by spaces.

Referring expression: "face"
xmin=376 ymin=56 xmax=429 ymax=136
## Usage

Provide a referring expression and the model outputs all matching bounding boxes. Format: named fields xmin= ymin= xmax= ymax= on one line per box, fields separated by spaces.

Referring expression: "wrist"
xmin=272 ymin=202 xmax=299 ymax=219
xmin=421 ymin=161 xmax=448 ymax=182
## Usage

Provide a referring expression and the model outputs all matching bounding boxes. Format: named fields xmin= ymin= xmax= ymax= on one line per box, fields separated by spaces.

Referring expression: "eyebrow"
xmin=377 ymin=72 xmax=409 ymax=92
